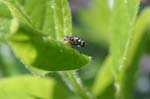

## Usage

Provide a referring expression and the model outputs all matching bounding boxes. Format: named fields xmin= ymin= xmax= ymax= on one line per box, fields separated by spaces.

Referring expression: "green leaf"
xmin=0 ymin=2 xmax=11 ymax=18
xmin=8 ymin=23 xmax=90 ymax=71
xmin=111 ymin=0 xmax=140 ymax=98
xmin=0 ymin=75 xmax=72 ymax=99
xmin=126 ymin=8 xmax=150 ymax=64
xmin=110 ymin=0 xmax=140 ymax=81
xmin=118 ymin=8 xmax=150 ymax=99
xmin=11 ymin=0 xmax=72 ymax=40
xmin=0 ymin=0 xmax=90 ymax=71
xmin=92 ymin=56 xmax=114 ymax=96
xmin=0 ymin=43 xmax=29 ymax=76
xmin=0 ymin=18 xmax=11 ymax=41
xmin=49 ymin=0 xmax=72 ymax=40
xmin=92 ymin=8 xmax=150 ymax=99
xmin=111 ymin=0 xmax=132 ymax=77
xmin=126 ymin=0 xmax=140 ymax=20
xmin=92 ymin=0 xmax=140 ymax=98
xmin=0 ymin=0 xmax=32 ymax=26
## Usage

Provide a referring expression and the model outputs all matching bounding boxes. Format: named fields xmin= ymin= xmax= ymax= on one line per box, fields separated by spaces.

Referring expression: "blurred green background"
xmin=70 ymin=0 xmax=150 ymax=98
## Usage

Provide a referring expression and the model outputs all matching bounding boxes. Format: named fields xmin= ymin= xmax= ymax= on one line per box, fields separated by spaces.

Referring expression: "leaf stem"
xmin=60 ymin=71 xmax=95 ymax=99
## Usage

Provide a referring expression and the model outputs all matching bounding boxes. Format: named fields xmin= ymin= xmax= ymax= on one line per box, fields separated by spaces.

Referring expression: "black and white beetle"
xmin=63 ymin=36 xmax=86 ymax=47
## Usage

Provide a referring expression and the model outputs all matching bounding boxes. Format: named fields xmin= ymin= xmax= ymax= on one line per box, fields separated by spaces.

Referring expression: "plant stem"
xmin=60 ymin=71 xmax=95 ymax=99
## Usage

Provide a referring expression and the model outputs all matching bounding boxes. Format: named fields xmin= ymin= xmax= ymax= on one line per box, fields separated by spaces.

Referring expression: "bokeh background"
xmin=70 ymin=0 xmax=150 ymax=98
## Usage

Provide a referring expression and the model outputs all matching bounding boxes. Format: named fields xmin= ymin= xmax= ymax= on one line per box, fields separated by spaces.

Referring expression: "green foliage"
xmin=92 ymin=8 xmax=150 ymax=99
xmin=9 ymin=25 xmax=89 ymax=71
xmin=118 ymin=8 xmax=150 ymax=99
xmin=92 ymin=56 xmax=113 ymax=95
xmin=110 ymin=1 xmax=140 ymax=98
xmin=0 ymin=75 xmax=72 ymax=99
xmin=0 ymin=0 xmax=149 ymax=99
xmin=76 ymin=0 xmax=150 ymax=99
xmin=0 ymin=0 xmax=90 ymax=71
xmin=0 ymin=0 xmax=90 ymax=98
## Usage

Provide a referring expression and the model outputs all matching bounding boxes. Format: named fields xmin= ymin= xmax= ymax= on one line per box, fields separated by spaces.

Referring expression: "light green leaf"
xmin=111 ymin=0 xmax=140 ymax=98
xmin=111 ymin=0 xmax=130 ymax=77
xmin=0 ymin=75 xmax=72 ymax=99
xmin=49 ymin=0 xmax=72 ymax=40
xmin=0 ymin=0 xmax=32 ymax=26
xmin=127 ymin=0 xmax=140 ymax=20
xmin=13 ymin=0 xmax=72 ymax=40
xmin=0 ymin=18 xmax=11 ymax=41
xmin=111 ymin=0 xmax=140 ymax=80
xmin=118 ymin=8 xmax=150 ymax=99
xmin=0 ymin=2 xmax=11 ymax=18
xmin=126 ymin=8 xmax=150 ymax=64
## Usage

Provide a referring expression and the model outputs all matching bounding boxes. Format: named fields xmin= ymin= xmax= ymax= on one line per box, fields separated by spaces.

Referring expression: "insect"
xmin=63 ymin=36 xmax=86 ymax=47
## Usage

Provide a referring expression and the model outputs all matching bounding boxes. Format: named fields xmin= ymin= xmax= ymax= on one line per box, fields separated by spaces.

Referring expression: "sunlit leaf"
xmin=0 ymin=76 xmax=72 ymax=99
xmin=111 ymin=0 xmax=140 ymax=82
xmin=12 ymin=0 xmax=72 ymax=40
